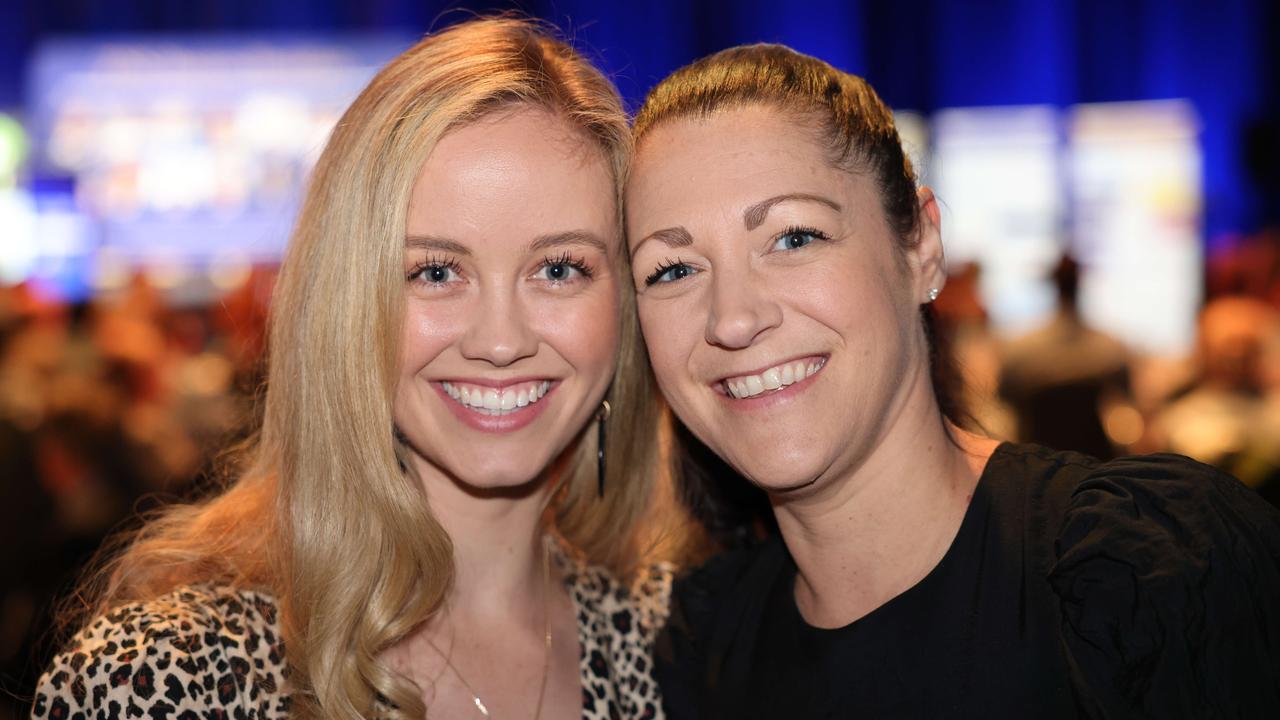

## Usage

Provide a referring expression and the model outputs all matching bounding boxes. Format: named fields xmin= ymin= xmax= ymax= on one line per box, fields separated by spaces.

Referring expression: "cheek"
xmin=532 ymin=286 xmax=621 ymax=375
xmin=399 ymin=300 xmax=466 ymax=375
xmin=637 ymin=298 xmax=694 ymax=383
xmin=795 ymin=263 xmax=916 ymax=392
xmin=793 ymin=254 xmax=902 ymax=333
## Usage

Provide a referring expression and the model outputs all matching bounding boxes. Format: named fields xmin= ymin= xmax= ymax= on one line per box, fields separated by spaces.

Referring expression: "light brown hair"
xmin=631 ymin=43 xmax=967 ymax=426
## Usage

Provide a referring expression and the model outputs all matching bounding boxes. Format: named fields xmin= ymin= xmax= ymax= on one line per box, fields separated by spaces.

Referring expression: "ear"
xmin=909 ymin=186 xmax=946 ymax=303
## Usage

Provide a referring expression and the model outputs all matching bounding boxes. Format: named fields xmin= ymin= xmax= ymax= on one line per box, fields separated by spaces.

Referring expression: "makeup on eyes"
xmin=771 ymin=225 xmax=831 ymax=250
xmin=644 ymin=257 xmax=694 ymax=286
xmin=538 ymin=251 xmax=595 ymax=282
xmin=406 ymin=250 xmax=599 ymax=286
xmin=641 ymin=223 xmax=834 ymax=287
xmin=407 ymin=254 xmax=465 ymax=283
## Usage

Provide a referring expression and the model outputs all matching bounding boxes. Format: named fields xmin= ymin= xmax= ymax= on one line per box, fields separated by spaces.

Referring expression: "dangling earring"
xmin=392 ymin=424 xmax=409 ymax=473
xmin=596 ymin=400 xmax=611 ymax=497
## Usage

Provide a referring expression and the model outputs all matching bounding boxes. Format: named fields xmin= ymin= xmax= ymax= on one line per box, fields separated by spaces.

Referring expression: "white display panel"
xmin=893 ymin=110 xmax=929 ymax=185
xmin=930 ymin=105 xmax=1063 ymax=334
xmin=20 ymin=34 xmax=411 ymax=299
xmin=1068 ymin=100 xmax=1202 ymax=355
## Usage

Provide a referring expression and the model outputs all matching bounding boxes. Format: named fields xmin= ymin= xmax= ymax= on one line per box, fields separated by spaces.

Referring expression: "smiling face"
xmin=395 ymin=106 xmax=619 ymax=491
xmin=627 ymin=105 xmax=943 ymax=494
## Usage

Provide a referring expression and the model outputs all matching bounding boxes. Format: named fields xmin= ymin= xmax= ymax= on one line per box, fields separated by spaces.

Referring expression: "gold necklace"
xmin=426 ymin=542 xmax=553 ymax=719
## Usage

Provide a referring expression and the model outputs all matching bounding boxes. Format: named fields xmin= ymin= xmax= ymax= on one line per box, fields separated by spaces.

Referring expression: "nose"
xmin=705 ymin=267 xmax=782 ymax=349
xmin=459 ymin=283 xmax=539 ymax=366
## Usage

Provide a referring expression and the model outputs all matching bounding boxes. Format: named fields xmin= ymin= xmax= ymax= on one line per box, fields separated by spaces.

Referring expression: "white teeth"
xmin=724 ymin=358 xmax=825 ymax=399
xmin=442 ymin=380 xmax=552 ymax=416
xmin=761 ymin=368 xmax=782 ymax=390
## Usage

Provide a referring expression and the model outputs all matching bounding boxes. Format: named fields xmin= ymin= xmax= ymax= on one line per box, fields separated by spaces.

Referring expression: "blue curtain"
xmin=1 ymin=0 xmax=1275 ymax=240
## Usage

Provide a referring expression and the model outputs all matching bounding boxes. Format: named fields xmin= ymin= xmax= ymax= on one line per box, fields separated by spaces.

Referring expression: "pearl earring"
xmin=927 ymin=287 xmax=940 ymax=302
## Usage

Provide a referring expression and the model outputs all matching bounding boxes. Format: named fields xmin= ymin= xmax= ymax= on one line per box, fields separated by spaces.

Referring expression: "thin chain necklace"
xmin=426 ymin=542 xmax=553 ymax=719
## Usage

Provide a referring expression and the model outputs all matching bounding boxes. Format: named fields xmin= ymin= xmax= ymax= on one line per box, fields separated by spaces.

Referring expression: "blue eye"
xmin=535 ymin=253 xmax=593 ymax=283
xmin=645 ymin=261 xmax=696 ymax=286
xmin=409 ymin=259 xmax=462 ymax=284
xmin=537 ymin=263 xmax=579 ymax=281
xmin=772 ymin=227 xmax=827 ymax=251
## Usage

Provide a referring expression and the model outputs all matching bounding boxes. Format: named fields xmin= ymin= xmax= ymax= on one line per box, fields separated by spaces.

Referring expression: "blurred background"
xmin=1 ymin=0 xmax=1278 ymax=712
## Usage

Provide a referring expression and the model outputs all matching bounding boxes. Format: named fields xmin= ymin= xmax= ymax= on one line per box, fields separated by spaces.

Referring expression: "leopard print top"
xmin=32 ymin=549 xmax=673 ymax=719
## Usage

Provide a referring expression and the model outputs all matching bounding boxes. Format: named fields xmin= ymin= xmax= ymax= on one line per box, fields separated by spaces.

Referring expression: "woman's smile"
xmin=433 ymin=378 xmax=558 ymax=433
xmin=716 ymin=355 xmax=827 ymax=400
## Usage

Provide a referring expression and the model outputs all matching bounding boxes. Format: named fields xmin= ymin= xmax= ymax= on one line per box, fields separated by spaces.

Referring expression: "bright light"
xmin=0 ymin=190 xmax=38 ymax=283
xmin=0 ymin=114 xmax=27 ymax=186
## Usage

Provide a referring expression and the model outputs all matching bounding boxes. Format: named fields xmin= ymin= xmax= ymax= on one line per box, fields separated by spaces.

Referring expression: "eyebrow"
xmin=405 ymin=231 xmax=610 ymax=256
xmin=527 ymin=230 xmax=610 ymax=255
xmin=405 ymin=235 xmax=471 ymax=255
xmin=743 ymin=193 xmax=843 ymax=231
xmin=632 ymin=226 xmax=694 ymax=251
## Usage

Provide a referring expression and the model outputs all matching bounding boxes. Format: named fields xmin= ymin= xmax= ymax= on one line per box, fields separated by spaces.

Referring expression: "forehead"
xmin=627 ymin=106 xmax=869 ymax=235
xmin=409 ymin=107 xmax=617 ymax=242
xmin=633 ymin=104 xmax=829 ymax=178
xmin=423 ymin=106 xmax=610 ymax=189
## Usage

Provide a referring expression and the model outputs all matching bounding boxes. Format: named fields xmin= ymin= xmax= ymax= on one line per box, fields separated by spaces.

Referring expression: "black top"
xmin=656 ymin=444 xmax=1280 ymax=719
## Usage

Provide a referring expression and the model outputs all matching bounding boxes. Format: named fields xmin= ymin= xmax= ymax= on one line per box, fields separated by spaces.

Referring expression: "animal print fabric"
xmin=32 ymin=547 xmax=672 ymax=719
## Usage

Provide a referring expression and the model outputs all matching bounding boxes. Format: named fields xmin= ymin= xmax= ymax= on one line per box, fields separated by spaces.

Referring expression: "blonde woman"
xmin=33 ymin=17 xmax=689 ymax=719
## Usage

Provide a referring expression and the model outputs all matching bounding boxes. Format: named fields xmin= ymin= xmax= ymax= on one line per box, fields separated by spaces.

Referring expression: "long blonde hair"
xmin=68 ymin=16 xmax=682 ymax=718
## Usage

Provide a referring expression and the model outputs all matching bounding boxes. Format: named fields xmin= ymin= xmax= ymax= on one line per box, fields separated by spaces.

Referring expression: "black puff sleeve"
xmin=1049 ymin=454 xmax=1280 ymax=719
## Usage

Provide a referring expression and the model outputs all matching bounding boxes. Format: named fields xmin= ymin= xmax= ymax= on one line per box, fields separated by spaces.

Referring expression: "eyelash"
xmin=407 ymin=255 xmax=464 ymax=284
xmin=407 ymin=253 xmax=595 ymax=286
xmin=773 ymin=225 xmax=831 ymax=249
xmin=644 ymin=257 xmax=692 ymax=287
xmin=642 ymin=225 xmax=831 ymax=287
xmin=539 ymin=251 xmax=594 ymax=281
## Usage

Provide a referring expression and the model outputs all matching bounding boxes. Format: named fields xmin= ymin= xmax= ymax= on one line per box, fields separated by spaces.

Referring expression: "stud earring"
xmin=927 ymin=287 xmax=940 ymax=303
xmin=596 ymin=400 xmax=611 ymax=497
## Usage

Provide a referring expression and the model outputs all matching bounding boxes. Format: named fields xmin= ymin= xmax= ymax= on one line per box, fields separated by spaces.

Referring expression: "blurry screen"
xmin=894 ymin=110 xmax=929 ymax=185
xmin=20 ymin=34 xmax=411 ymax=301
xmin=931 ymin=105 xmax=1063 ymax=334
xmin=1069 ymin=100 xmax=1202 ymax=355
xmin=0 ymin=187 xmax=38 ymax=283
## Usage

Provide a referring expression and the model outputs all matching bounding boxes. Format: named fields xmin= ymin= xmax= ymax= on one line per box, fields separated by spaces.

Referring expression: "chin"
xmin=741 ymin=465 xmax=824 ymax=494
xmin=402 ymin=437 xmax=557 ymax=495
xmin=446 ymin=454 xmax=551 ymax=492
xmin=718 ymin=442 xmax=833 ymax=496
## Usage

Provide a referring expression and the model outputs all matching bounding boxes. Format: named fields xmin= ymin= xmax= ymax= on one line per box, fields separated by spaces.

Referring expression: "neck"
xmin=383 ymin=461 xmax=573 ymax=719
xmin=771 ymin=367 xmax=999 ymax=628
xmin=414 ymin=460 xmax=557 ymax=621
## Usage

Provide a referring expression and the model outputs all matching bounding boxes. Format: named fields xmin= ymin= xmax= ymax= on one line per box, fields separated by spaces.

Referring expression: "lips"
xmin=441 ymin=380 xmax=551 ymax=416
xmin=720 ymin=356 xmax=826 ymax=399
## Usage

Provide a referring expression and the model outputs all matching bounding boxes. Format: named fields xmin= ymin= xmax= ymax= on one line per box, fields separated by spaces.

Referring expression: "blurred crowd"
xmin=0 ymin=267 xmax=275 ymax=713
xmin=2 ymin=230 xmax=1280 ymax=713
xmin=937 ymin=228 xmax=1280 ymax=505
